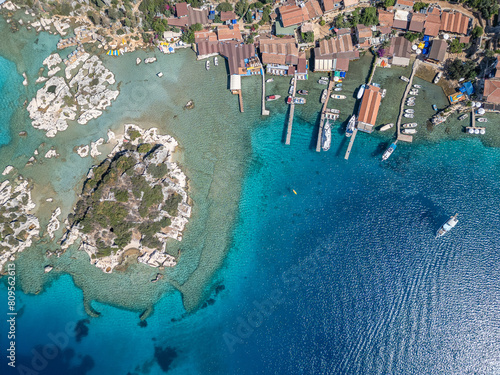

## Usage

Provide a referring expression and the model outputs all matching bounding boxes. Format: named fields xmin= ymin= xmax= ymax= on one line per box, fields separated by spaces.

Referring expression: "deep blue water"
xmin=3 ymin=110 xmax=500 ymax=374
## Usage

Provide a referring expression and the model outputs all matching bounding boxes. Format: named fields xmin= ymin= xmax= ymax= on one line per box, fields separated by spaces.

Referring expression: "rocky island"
xmin=61 ymin=125 xmax=191 ymax=273
xmin=0 ymin=178 xmax=40 ymax=269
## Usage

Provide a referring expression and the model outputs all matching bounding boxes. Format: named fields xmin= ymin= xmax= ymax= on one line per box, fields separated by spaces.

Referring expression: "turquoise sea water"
xmin=3 ymin=20 xmax=500 ymax=374
xmin=0 ymin=56 xmax=22 ymax=146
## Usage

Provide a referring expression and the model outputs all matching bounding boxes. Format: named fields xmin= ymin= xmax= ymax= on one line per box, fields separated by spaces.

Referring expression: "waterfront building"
xmin=313 ymin=34 xmax=358 ymax=71
xmin=427 ymin=39 xmax=448 ymax=63
xmin=356 ymin=25 xmax=373 ymax=48
xmin=440 ymin=11 xmax=470 ymax=35
xmin=424 ymin=13 xmax=441 ymax=37
xmin=388 ymin=36 xmax=412 ymax=66
xmin=357 ymin=85 xmax=382 ymax=134
xmin=483 ymin=79 xmax=500 ymax=105
xmin=259 ymin=37 xmax=300 ymax=76
xmin=217 ymin=25 xmax=243 ymax=42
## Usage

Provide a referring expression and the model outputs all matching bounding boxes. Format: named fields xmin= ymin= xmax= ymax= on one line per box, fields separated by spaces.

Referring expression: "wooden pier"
xmin=316 ymin=80 xmax=335 ymax=152
xmin=344 ymin=128 xmax=358 ymax=160
xmin=238 ymin=90 xmax=244 ymax=113
xmin=285 ymin=76 xmax=297 ymax=145
xmin=471 ymin=107 xmax=475 ymax=127
xmin=396 ymin=59 xmax=420 ymax=143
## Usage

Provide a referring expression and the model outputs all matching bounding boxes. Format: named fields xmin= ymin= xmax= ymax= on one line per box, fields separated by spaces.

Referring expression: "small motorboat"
xmin=382 ymin=141 xmax=397 ymax=161
xmin=433 ymin=72 xmax=442 ymax=84
xmin=432 ymin=104 xmax=438 ymax=111
xmin=321 ymin=89 xmax=328 ymax=103
xmin=214 ymin=57 xmax=218 ymax=66
xmin=380 ymin=123 xmax=394 ymax=131
xmin=157 ymin=72 xmax=163 ymax=78
xmin=381 ymin=88 xmax=387 ymax=98
xmin=206 ymin=60 xmax=210 ymax=70
xmin=458 ymin=113 xmax=468 ymax=121
xmin=357 ymin=84 xmax=366 ymax=99
xmin=320 ymin=76 xmax=329 ymax=81
xmin=400 ymin=76 xmax=410 ymax=82
xmin=266 ymin=78 xmax=274 ymax=83
xmin=402 ymin=128 xmax=417 ymax=134
xmin=402 ymin=123 xmax=417 ymax=128
xmin=405 ymin=109 xmax=415 ymax=113
xmin=413 ymin=84 xmax=422 ymax=89
xmin=266 ymin=95 xmax=281 ymax=101
xmin=326 ymin=108 xmax=340 ymax=114
xmin=334 ymin=87 xmax=342 ymax=91
xmin=406 ymin=103 xmax=415 ymax=107
xmin=336 ymin=83 xmax=343 ymax=87
xmin=318 ymin=79 xmax=328 ymax=85
xmin=293 ymin=97 xmax=306 ymax=104
xmin=290 ymin=77 xmax=295 ymax=85
xmin=297 ymin=90 xmax=308 ymax=95
xmin=289 ymin=86 xmax=294 ymax=95
xmin=477 ymin=117 xmax=488 ymax=123
xmin=407 ymin=96 xmax=416 ymax=101
xmin=331 ymin=94 xmax=346 ymax=99
xmin=404 ymin=113 xmax=414 ymax=118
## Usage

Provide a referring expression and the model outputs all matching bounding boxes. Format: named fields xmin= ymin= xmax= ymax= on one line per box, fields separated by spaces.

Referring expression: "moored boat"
xmin=433 ymin=72 xmax=442 ymax=84
xmin=214 ymin=56 xmax=218 ymax=66
xmin=336 ymin=83 xmax=343 ymax=87
xmin=266 ymin=78 xmax=274 ymax=83
xmin=346 ymin=115 xmax=356 ymax=137
xmin=404 ymin=113 xmax=414 ymax=118
xmin=320 ymin=76 xmax=329 ymax=81
xmin=357 ymin=84 xmax=366 ymax=99
xmin=402 ymin=122 xmax=417 ymax=128
xmin=293 ymin=97 xmax=306 ymax=104
xmin=326 ymin=108 xmax=340 ymax=114
xmin=266 ymin=95 xmax=281 ymax=101
xmin=432 ymin=104 xmax=438 ymax=111
xmin=477 ymin=117 xmax=488 ymax=123
xmin=206 ymin=60 xmax=210 ymax=70
xmin=321 ymin=89 xmax=328 ymax=103
xmin=334 ymin=87 xmax=342 ymax=91
xmin=380 ymin=123 xmax=394 ymax=131
xmin=413 ymin=84 xmax=422 ymax=89
xmin=458 ymin=113 xmax=468 ymax=120
xmin=297 ymin=90 xmax=308 ymax=95
xmin=331 ymin=94 xmax=346 ymax=99
xmin=157 ymin=72 xmax=163 ymax=77
xmin=382 ymin=141 xmax=397 ymax=161
xmin=289 ymin=86 xmax=294 ymax=95
xmin=290 ymin=77 xmax=295 ymax=85
xmin=381 ymin=88 xmax=387 ymax=98
xmin=322 ymin=120 xmax=331 ymax=151
xmin=318 ymin=79 xmax=328 ymax=85
xmin=405 ymin=109 xmax=415 ymax=113
xmin=400 ymin=76 xmax=409 ymax=82
xmin=436 ymin=214 xmax=458 ymax=238
xmin=402 ymin=128 xmax=417 ymax=134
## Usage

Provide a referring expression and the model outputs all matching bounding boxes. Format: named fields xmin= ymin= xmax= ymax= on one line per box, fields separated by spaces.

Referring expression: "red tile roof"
xmin=356 ymin=24 xmax=372 ymax=39
xmin=378 ymin=9 xmax=394 ymax=27
xmin=217 ymin=25 xmax=243 ymax=41
xmin=483 ymin=79 xmax=500 ymax=104
xmin=358 ymin=85 xmax=382 ymax=125
xmin=176 ymin=2 xmax=189 ymax=17
xmin=279 ymin=4 xmax=309 ymax=27
xmin=297 ymin=57 xmax=307 ymax=73
xmin=317 ymin=34 xmax=354 ymax=56
xmin=424 ymin=14 xmax=441 ymax=36
xmin=196 ymin=41 xmax=219 ymax=56
xmin=304 ymin=0 xmax=323 ymax=19
xmin=194 ymin=30 xmax=217 ymax=43
xmin=343 ymin=0 xmax=359 ymax=7
xmin=219 ymin=42 xmax=256 ymax=75
xmin=260 ymin=37 xmax=299 ymax=65
xmin=396 ymin=0 xmax=414 ymax=8
xmin=409 ymin=13 xmax=426 ymax=32
xmin=220 ymin=11 xmax=237 ymax=21
xmin=336 ymin=57 xmax=350 ymax=71
xmin=323 ymin=0 xmax=335 ymax=13
xmin=440 ymin=11 xmax=470 ymax=35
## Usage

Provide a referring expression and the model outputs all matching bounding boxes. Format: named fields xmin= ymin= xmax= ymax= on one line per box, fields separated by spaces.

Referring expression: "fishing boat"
xmin=381 ymin=89 xmax=387 ymax=98
xmin=400 ymin=76 xmax=410 ymax=82
xmin=413 ymin=84 xmax=422 ymax=89
xmin=432 ymin=104 xmax=438 ymax=111
xmin=357 ymin=84 xmax=366 ymax=99
xmin=297 ymin=90 xmax=308 ymax=95
xmin=407 ymin=96 xmax=416 ymax=101
xmin=409 ymin=90 xmax=419 ymax=96
xmin=404 ymin=113 xmax=414 ymax=118
xmin=379 ymin=123 xmax=394 ymax=131
xmin=321 ymin=89 xmax=328 ymax=103
xmin=433 ymin=72 xmax=442 ymax=84
xmin=458 ymin=113 xmax=468 ymax=121
xmin=382 ymin=141 xmax=397 ymax=161
xmin=266 ymin=95 xmax=281 ymax=101
xmin=266 ymin=78 xmax=274 ymax=83
xmin=402 ymin=123 xmax=417 ymax=128
xmin=402 ymin=128 xmax=417 ymax=134
xmin=334 ymin=87 xmax=342 ymax=91
xmin=326 ymin=108 xmax=340 ymax=114
xmin=406 ymin=102 xmax=415 ymax=107
xmin=477 ymin=117 xmax=488 ymax=123
xmin=290 ymin=77 xmax=295 ymax=85
xmin=320 ymin=76 xmax=329 ymax=81
xmin=293 ymin=97 xmax=306 ymax=104
xmin=157 ymin=72 xmax=163 ymax=78
xmin=318 ymin=79 xmax=328 ymax=85
xmin=206 ymin=60 xmax=210 ymax=70
xmin=346 ymin=115 xmax=356 ymax=137
xmin=331 ymin=94 xmax=346 ymax=99
xmin=322 ymin=120 xmax=331 ymax=151
xmin=289 ymin=86 xmax=294 ymax=95
xmin=336 ymin=83 xmax=343 ymax=87
xmin=286 ymin=96 xmax=292 ymax=104
xmin=214 ymin=56 xmax=218 ymax=66
xmin=405 ymin=109 xmax=415 ymax=113
xmin=436 ymin=213 xmax=458 ymax=238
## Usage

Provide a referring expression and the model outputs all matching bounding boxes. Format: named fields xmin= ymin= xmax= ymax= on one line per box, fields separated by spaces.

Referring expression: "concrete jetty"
xmin=261 ymin=69 xmax=269 ymax=116
xmin=285 ymin=76 xmax=297 ymax=145
xmin=396 ymin=59 xmax=420 ymax=143
xmin=238 ymin=91 xmax=244 ymax=113
xmin=344 ymin=128 xmax=358 ymax=160
xmin=316 ymin=80 xmax=335 ymax=152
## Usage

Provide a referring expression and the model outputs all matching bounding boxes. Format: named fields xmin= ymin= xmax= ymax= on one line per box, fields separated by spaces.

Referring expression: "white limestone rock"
xmin=44 ymin=149 xmax=59 ymax=159
xmin=46 ymin=207 xmax=61 ymax=239
xmin=76 ymin=145 xmax=90 ymax=158
xmin=2 ymin=166 xmax=14 ymax=176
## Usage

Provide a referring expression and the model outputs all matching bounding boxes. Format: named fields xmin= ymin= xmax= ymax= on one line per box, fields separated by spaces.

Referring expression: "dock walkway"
xmin=396 ymin=59 xmax=420 ymax=143
xmin=261 ymin=68 xmax=269 ymax=116
xmin=316 ymin=80 xmax=335 ymax=152
xmin=285 ymin=76 xmax=297 ymax=145
xmin=344 ymin=128 xmax=358 ymax=160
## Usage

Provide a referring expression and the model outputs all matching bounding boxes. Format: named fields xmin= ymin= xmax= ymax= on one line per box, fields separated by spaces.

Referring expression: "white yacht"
xmin=436 ymin=214 xmax=458 ymax=238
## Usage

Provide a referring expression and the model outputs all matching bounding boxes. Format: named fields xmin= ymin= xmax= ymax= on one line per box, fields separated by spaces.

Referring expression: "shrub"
xmin=148 ymin=163 xmax=169 ymax=179
xmin=164 ymin=193 xmax=182 ymax=216
xmin=137 ymin=143 xmax=153 ymax=153
xmin=114 ymin=189 xmax=129 ymax=202
xmin=216 ymin=2 xmax=233 ymax=12
xmin=302 ymin=31 xmax=314 ymax=43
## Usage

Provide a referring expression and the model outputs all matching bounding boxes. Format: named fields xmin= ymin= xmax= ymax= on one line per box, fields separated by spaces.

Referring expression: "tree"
xmin=335 ymin=15 xmax=347 ymax=29
xmin=235 ymin=0 xmax=248 ymax=17
xmin=446 ymin=58 xmax=478 ymax=80
xmin=216 ymin=2 xmax=233 ymax=12
xmin=350 ymin=8 xmax=360 ymax=27
xmin=472 ymin=25 xmax=483 ymax=39
xmin=319 ymin=18 xmax=326 ymax=26
xmin=191 ymin=23 xmax=203 ymax=32
xmin=384 ymin=0 xmax=395 ymax=8
xmin=245 ymin=10 xmax=253 ymax=24
xmin=465 ymin=0 xmax=499 ymax=19
xmin=404 ymin=31 xmax=421 ymax=42
xmin=413 ymin=2 xmax=426 ymax=12
xmin=360 ymin=7 xmax=378 ymax=26
xmin=302 ymin=31 xmax=314 ymax=43
xmin=448 ymin=38 xmax=465 ymax=54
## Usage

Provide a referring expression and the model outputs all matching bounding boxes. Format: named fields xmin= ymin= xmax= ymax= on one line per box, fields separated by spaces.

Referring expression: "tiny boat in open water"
xmin=432 ymin=104 xmax=438 ymax=111
xmin=266 ymin=78 xmax=274 ymax=83
xmin=380 ymin=123 xmax=394 ymax=131
xmin=382 ymin=141 xmax=397 ymax=161
xmin=458 ymin=113 xmax=468 ymax=120
xmin=331 ymin=94 xmax=346 ymax=99
xmin=402 ymin=123 xmax=417 ymax=128
xmin=400 ymin=76 xmax=410 ymax=82
xmin=402 ymin=128 xmax=417 ymax=134
xmin=206 ymin=60 xmax=210 ymax=70
xmin=357 ymin=84 xmax=366 ymax=99
xmin=266 ymin=95 xmax=281 ymax=101
xmin=157 ymin=72 xmax=163 ymax=77
xmin=436 ymin=214 xmax=458 ymax=238
xmin=297 ymin=90 xmax=308 ymax=95
xmin=214 ymin=57 xmax=218 ymax=66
